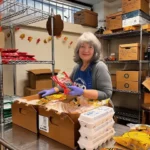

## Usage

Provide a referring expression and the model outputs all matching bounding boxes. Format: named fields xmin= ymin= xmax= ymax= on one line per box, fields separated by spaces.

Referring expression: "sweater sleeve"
xmin=95 ymin=62 xmax=113 ymax=100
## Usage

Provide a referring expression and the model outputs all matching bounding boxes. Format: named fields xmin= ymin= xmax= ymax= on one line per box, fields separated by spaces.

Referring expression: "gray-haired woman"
xmin=39 ymin=32 xmax=112 ymax=101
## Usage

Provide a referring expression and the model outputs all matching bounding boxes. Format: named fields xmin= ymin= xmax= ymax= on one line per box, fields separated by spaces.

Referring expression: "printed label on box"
xmin=39 ymin=115 xmax=49 ymax=132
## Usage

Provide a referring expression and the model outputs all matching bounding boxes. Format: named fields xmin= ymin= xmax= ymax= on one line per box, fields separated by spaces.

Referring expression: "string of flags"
xmin=4 ymin=26 xmax=74 ymax=47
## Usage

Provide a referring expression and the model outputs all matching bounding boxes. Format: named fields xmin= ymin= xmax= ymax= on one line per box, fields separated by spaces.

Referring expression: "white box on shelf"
xmin=122 ymin=16 xmax=149 ymax=27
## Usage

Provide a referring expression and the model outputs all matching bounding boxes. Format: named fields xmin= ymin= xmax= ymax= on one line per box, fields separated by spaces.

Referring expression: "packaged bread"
xmin=114 ymin=124 xmax=150 ymax=150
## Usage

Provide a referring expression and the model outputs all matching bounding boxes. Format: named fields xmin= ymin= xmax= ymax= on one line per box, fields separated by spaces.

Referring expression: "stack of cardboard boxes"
xmin=106 ymin=0 xmax=150 ymax=30
xmin=24 ymin=69 xmax=60 ymax=96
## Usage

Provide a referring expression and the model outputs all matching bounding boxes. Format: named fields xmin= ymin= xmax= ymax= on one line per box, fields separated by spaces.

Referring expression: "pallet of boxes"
xmin=12 ymin=71 xmax=115 ymax=149
xmin=105 ymin=0 xmax=150 ymax=34
xmin=24 ymin=69 xmax=60 ymax=96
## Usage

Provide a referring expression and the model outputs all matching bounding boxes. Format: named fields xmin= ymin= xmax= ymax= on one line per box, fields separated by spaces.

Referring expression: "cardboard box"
xmin=122 ymin=10 xmax=150 ymax=27
xmin=116 ymin=81 xmax=138 ymax=92
xmin=116 ymin=71 xmax=146 ymax=82
xmin=24 ymin=87 xmax=45 ymax=96
xmin=111 ymin=74 xmax=116 ymax=88
xmin=122 ymin=0 xmax=149 ymax=15
xmin=116 ymin=71 xmax=147 ymax=92
xmin=28 ymin=69 xmax=60 ymax=89
xmin=38 ymin=107 xmax=80 ymax=149
xmin=74 ymin=9 xmax=98 ymax=27
xmin=144 ymin=92 xmax=150 ymax=103
xmin=12 ymin=95 xmax=39 ymax=133
xmin=106 ymin=12 xmax=122 ymax=30
xmin=0 ymin=32 xmax=5 ymax=48
xmin=119 ymin=43 xmax=145 ymax=61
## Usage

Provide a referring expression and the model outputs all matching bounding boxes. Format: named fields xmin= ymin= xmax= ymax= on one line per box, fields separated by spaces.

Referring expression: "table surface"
xmin=0 ymin=123 xmax=130 ymax=150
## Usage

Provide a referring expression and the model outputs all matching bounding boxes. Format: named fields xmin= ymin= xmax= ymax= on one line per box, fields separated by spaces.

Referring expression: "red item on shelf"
xmin=17 ymin=52 xmax=27 ymax=56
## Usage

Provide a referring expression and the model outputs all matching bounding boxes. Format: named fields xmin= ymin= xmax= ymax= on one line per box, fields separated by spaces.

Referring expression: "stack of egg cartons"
xmin=78 ymin=106 xmax=115 ymax=150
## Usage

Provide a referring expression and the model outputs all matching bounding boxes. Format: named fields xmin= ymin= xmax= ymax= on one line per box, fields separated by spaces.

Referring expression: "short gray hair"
xmin=73 ymin=32 xmax=103 ymax=64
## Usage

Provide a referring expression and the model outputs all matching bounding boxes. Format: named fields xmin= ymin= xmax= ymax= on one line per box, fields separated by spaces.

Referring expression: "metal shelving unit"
xmin=0 ymin=0 xmax=55 ymax=124
xmin=105 ymin=60 xmax=150 ymax=64
xmin=96 ymin=27 xmax=150 ymax=124
xmin=113 ymin=89 xmax=141 ymax=94
xmin=96 ymin=30 xmax=150 ymax=40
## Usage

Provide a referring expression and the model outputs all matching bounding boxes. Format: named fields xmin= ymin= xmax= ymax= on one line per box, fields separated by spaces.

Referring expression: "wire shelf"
xmin=113 ymin=89 xmax=141 ymax=94
xmin=105 ymin=60 xmax=150 ymax=64
xmin=114 ymin=106 xmax=140 ymax=123
xmin=0 ymin=0 xmax=50 ymax=26
xmin=96 ymin=30 xmax=150 ymax=40
xmin=3 ymin=60 xmax=53 ymax=65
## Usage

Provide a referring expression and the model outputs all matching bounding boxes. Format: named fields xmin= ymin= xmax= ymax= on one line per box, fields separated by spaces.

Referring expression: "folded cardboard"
xmin=122 ymin=0 xmax=149 ymax=15
xmin=142 ymin=77 xmax=150 ymax=91
xmin=28 ymin=69 xmax=60 ymax=89
xmin=122 ymin=10 xmax=150 ymax=27
xmin=38 ymin=107 xmax=80 ymax=149
xmin=119 ymin=43 xmax=145 ymax=61
xmin=12 ymin=94 xmax=39 ymax=133
xmin=74 ymin=9 xmax=98 ymax=27
xmin=106 ymin=12 xmax=122 ymax=30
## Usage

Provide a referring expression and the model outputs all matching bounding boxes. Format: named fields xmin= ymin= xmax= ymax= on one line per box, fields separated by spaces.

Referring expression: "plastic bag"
xmin=51 ymin=72 xmax=73 ymax=94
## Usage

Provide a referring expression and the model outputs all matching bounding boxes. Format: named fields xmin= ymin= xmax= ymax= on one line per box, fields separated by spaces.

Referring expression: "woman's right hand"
xmin=38 ymin=88 xmax=55 ymax=97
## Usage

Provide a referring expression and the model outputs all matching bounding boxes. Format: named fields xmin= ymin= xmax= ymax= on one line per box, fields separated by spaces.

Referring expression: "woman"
xmin=39 ymin=32 xmax=112 ymax=101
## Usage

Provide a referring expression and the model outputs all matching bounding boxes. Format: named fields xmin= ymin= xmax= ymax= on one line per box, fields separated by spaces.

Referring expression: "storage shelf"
xmin=114 ymin=106 xmax=139 ymax=123
xmin=0 ymin=0 xmax=49 ymax=26
xmin=105 ymin=60 xmax=150 ymax=64
xmin=3 ymin=60 xmax=53 ymax=65
xmin=113 ymin=89 xmax=141 ymax=94
xmin=96 ymin=30 xmax=150 ymax=40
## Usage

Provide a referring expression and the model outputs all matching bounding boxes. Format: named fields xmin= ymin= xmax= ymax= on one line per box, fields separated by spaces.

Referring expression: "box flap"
xmin=28 ymin=69 xmax=60 ymax=75
xmin=142 ymin=77 xmax=150 ymax=91
xmin=119 ymin=43 xmax=140 ymax=47
xmin=107 ymin=11 xmax=122 ymax=18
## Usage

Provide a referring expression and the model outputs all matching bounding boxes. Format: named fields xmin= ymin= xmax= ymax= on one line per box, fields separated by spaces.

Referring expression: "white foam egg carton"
xmin=78 ymin=128 xmax=115 ymax=150
xmin=78 ymin=106 xmax=114 ymax=128
xmin=79 ymin=118 xmax=115 ymax=140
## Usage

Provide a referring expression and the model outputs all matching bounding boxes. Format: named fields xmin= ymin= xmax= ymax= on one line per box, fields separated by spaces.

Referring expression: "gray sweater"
xmin=70 ymin=61 xmax=113 ymax=100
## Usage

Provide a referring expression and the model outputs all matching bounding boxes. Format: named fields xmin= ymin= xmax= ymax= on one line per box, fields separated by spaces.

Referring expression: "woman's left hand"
xmin=68 ymin=86 xmax=84 ymax=96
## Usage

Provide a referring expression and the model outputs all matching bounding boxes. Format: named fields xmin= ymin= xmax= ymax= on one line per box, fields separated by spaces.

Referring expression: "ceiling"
xmin=75 ymin=0 xmax=117 ymax=5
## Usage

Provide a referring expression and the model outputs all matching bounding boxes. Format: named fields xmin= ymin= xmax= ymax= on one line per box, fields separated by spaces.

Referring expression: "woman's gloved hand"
xmin=38 ymin=88 xmax=55 ymax=97
xmin=68 ymin=86 xmax=84 ymax=96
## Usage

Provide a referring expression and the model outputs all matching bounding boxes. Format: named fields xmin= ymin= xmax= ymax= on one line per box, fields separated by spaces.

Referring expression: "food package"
xmin=51 ymin=72 xmax=73 ymax=94
xmin=113 ymin=124 xmax=150 ymax=150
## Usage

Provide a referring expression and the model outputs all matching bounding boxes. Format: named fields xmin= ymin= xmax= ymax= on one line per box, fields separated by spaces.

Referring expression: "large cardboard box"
xmin=28 ymin=69 xmax=60 ymax=89
xmin=122 ymin=10 xmax=150 ymax=27
xmin=12 ymin=95 xmax=39 ymax=133
xmin=0 ymin=32 xmax=5 ymax=48
xmin=122 ymin=0 xmax=149 ymax=15
xmin=24 ymin=87 xmax=44 ymax=96
xmin=106 ymin=12 xmax=122 ymax=30
xmin=74 ymin=9 xmax=98 ymax=27
xmin=116 ymin=71 xmax=146 ymax=92
xmin=38 ymin=107 xmax=80 ymax=149
xmin=119 ymin=43 xmax=145 ymax=61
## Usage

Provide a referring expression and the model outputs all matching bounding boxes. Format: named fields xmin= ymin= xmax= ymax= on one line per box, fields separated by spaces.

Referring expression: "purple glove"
xmin=68 ymin=86 xmax=84 ymax=96
xmin=38 ymin=88 xmax=55 ymax=97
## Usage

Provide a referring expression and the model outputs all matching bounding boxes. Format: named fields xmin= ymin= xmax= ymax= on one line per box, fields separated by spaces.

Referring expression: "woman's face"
xmin=79 ymin=42 xmax=94 ymax=62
